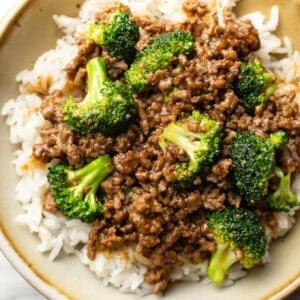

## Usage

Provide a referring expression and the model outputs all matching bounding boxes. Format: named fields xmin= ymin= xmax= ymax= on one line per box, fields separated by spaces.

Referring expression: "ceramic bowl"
xmin=0 ymin=1 xmax=299 ymax=299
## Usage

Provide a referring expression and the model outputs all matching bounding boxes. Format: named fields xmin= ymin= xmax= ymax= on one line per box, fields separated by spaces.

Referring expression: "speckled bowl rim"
xmin=0 ymin=0 xmax=29 ymax=45
xmin=0 ymin=1 xmax=68 ymax=298
xmin=0 ymin=1 xmax=299 ymax=299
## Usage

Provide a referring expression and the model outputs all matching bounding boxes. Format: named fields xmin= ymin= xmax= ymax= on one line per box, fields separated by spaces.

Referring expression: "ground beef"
xmin=33 ymin=121 xmax=115 ymax=168
xmin=42 ymin=189 xmax=58 ymax=213
xmin=36 ymin=0 xmax=300 ymax=294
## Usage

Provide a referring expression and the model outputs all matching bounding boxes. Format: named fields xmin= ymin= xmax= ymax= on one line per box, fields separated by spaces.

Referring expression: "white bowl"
xmin=0 ymin=1 xmax=299 ymax=299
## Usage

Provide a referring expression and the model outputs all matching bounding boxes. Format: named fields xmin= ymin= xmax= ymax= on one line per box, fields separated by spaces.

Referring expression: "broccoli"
xmin=47 ymin=154 xmax=114 ymax=222
xmin=86 ymin=7 xmax=140 ymax=62
xmin=125 ymin=30 xmax=195 ymax=93
xmin=267 ymin=168 xmax=300 ymax=212
xmin=159 ymin=110 xmax=222 ymax=187
xmin=233 ymin=60 xmax=276 ymax=115
xmin=230 ymin=130 xmax=288 ymax=206
xmin=207 ymin=207 xmax=267 ymax=286
xmin=62 ymin=57 xmax=136 ymax=136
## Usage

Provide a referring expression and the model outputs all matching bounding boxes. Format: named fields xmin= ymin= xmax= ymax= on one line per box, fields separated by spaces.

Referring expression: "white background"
xmin=0 ymin=252 xmax=44 ymax=300
xmin=0 ymin=1 xmax=15 ymax=20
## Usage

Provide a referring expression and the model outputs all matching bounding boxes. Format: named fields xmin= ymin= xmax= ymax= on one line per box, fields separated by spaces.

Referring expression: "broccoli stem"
xmin=86 ymin=57 xmax=107 ymax=102
xmin=63 ymin=56 xmax=136 ymax=136
xmin=268 ymin=169 xmax=299 ymax=211
xmin=69 ymin=154 xmax=113 ymax=197
xmin=208 ymin=243 xmax=238 ymax=286
xmin=47 ymin=154 xmax=114 ymax=222
xmin=161 ymin=123 xmax=200 ymax=162
xmin=264 ymin=73 xmax=276 ymax=98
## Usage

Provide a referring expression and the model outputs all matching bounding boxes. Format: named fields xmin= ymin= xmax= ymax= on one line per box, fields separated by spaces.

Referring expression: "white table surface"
xmin=0 ymin=251 xmax=44 ymax=300
xmin=0 ymin=1 xmax=299 ymax=300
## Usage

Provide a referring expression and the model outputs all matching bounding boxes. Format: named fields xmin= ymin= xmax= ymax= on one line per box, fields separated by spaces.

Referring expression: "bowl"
xmin=0 ymin=0 xmax=299 ymax=299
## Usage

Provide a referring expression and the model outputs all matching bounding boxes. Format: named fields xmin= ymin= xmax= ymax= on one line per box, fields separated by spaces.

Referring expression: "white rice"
xmin=1 ymin=0 xmax=300 ymax=295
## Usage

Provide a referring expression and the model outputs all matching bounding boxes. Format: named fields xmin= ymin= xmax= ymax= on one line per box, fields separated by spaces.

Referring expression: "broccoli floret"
xmin=47 ymin=155 xmax=114 ymax=222
xmin=267 ymin=168 xmax=300 ymax=212
xmin=207 ymin=207 xmax=267 ymax=286
xmin=62 ymin=57 xmax=136 ymax=136
xmin=125 ymin=30 xmax=195 ymax=93
xmin=159 ymin=110 xmax=222 ymax=187
xmin=86 ymin=7 xmax=140 ymax=62
xmin=233 ymin=60 xmax=276 ymax=115
xmin=230 ymin=130 xmax=288 ymax=206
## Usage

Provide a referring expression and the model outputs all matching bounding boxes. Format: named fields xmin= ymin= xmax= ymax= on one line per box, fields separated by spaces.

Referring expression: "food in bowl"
xmin=1 ymin=0 xmax=300 ymax=295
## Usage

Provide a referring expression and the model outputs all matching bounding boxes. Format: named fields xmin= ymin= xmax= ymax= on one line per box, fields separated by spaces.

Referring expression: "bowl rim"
xmin=0 ymin=229 xmax=67 ymax=299
xmin=0 ymin=1 xmax=69 ymax=299
xmin=0 ymin=0 xmax=28 ymax=46
xmin=0 ymin=1 xmax=299 ymax=299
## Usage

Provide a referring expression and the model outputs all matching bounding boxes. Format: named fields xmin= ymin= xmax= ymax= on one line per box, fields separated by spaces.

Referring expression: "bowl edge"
xmin=0 ymin=2 xmax=72 ymax=299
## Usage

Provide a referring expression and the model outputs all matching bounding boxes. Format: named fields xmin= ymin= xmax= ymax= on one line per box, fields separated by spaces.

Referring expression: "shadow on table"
xmin=285 ymin=289 xmax=300 ymax=300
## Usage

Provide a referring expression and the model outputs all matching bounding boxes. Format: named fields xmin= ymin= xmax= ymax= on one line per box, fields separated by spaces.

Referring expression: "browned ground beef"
xmin=33 ymin=0 xmax=300 ymax=294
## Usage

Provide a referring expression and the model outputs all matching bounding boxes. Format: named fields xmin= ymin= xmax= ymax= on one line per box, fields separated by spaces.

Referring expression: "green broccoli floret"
xmin=47 ymin=155 xmax=114 ymax=222
xmin=125 ymin=30 xmax=195 ymax=93
xmin=62 ymin=57 xmax=136 ymax=136
xmin=86 ymin=7 xmax=140 ymax=62
xmin=267 ymin=168 xmax=300 ymax=212
xmin=207 ymin=207 xmax=267 ymax=286
xmin=159 ymin=110 xmax=222 ymax=187
xmin=233 ymin=60 xmax=276 ymax=115
xmin=230 ymin=130 xmax=288 ymax=206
